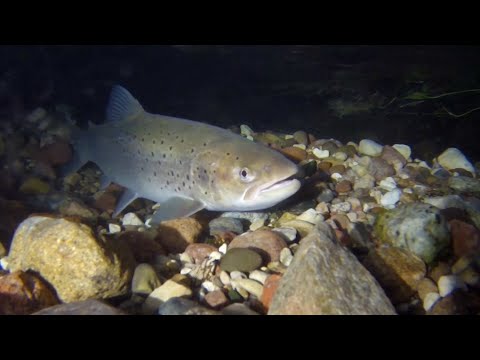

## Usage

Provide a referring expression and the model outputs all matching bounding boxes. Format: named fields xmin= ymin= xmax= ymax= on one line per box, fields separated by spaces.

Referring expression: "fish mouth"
xmin=260 ymin=177 xmax=300 ymax=194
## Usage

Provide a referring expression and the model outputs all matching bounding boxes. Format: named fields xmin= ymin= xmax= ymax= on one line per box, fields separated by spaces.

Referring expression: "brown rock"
xmin=35 ymin=140 xmax=72 ymax=166
xmin=369 ymin=158 xmax=395 ymax=181
xmin=229 ymin=230 xmax=288 ymax=263
xmin=362 ymin=246 xmax=426 ymax=304
xmin=318 ymin=161 xmax=332 ymax=172
xmin=260 ymin=274 xmax=282 ymax=311
xmin=268 ymin=223 xmax=396 ymax=315
xmin=417 ymin=278 xmax=438 ymax=301
xmin=429 ymin=262 xmax=451 ymax=283
xmin=93 ymin=191 xmax=118 ymax=213
xmin=381 ymin=145 xmax=407 ymax=166
xmin=59 ymin=199 xmax=98 ymax=221
xmin=204 ymin=290 xmax=229 ymax=309
xmin=428 ymin=293 xmax=468 ymax=315
xmin=155 ymin=218 xmax=204 ymax=254
xmin=329 ymin=164 xmax=346 ymax=175
xmin=280 ymin=147 xmax=307 ymax=163
xmin=33 ymin=299 xmax=127 ymax=315
xmin=185 ymin=243 xmax=218 ymax=264
xmin=118 ymin=231 xmax=166 ymax=263
xmin=449 ymin=219 xmax=480 ymax=258
xmin=0 ymin=271 xmax=59 ymax=315
xmin=335 ymin=180 xmax=352 ymax=193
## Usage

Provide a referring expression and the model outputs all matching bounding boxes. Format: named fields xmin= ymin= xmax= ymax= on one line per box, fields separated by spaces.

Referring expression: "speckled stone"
xmin=7 ymin=216 xmax=135 ymax=303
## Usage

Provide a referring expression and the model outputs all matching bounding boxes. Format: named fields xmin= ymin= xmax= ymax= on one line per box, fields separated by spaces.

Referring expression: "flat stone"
xmin=142 ymin=280 xmax=192 ymax=314
xmin=229 ymin=230 xmax=288 ymax=263
xmin=268 ymin=223 xmax=396 ymax=315
xmin=359 ymin=139 xmax=383 ymax=157
xmin=33 ymin=299 xmax=126 ymax=315
xmin=209 ymin=217 xmax=244 ymax=236
xmin=437 ymin=148 xmax=475 ymax=174
xmin=280 ymin=146 xmax=307 ymax=162
xmin=132 ymin=263 xmax=162 ymax=295
xmin=220 ymin=248 xmax=263 ymax=273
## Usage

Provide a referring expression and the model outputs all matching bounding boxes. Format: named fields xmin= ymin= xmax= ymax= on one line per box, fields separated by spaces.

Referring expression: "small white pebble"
xmin=230 ymin=271 xmax=247 ymax=280
xmin=208 ymin=251 xmax=222 ymax=261
xmin=202 ymin=281 xmax=220 ymax=292
xmin=122 ymin=212 xmax=144 ymax=226
xmin=313 ymin=148 xmax=330 ymax=159
xmin=249 ymin=218 xmax=265 ymax=231
xmin=232 ymin=278 xmax=264 ymax=298
xmin=0 ymin=257 xmax=8 ymax=270
xmin=358 ymin=139 xmax=383 ymax=157
xmin=220 ymin=271 xmax=231 ymax=286
xmin=280 ymin=247 xmax=293 ymax=267
xmin=179 ymin=253 xmax=192 ymax=264
xmin=331 ymin=173 xmax=343 ymax=181
xmin=152 ymin=203 xmax=161 ymax=210
xmin=331 ymin=201 xmax=352 ymax=213
xmin=403 ymin=188 xmax=413 ymax=194
xmin=249 ymin=270 xmax=269 ymax=285
xmin=438 ymin=275 xmax=466 ymax=297
xmin=315 ymin=202 xmax=330 ymax=215
xmin=423 ymin=292 xmax=441 ymax=312
xmin=218 ymin=243 xmax=228 ymax=254
xmin=392 ymin=144 xmax=411 ymax=161
xmin=246 ymin=135 xmax=254 ymax=141
xmin=380 ymin=188 xmax=402 ymax=207
xmin=378 ymin=177 xmax=397 ymax=191
xmin=296 ymin=208 xmax=324 ymax=225
xmin=180 ymin=267 xmax=192 ymax=275
xmin=240 ymin=124 xmax=254 ymax=137
xmin=284 ymin=134 xmax=294 ymax=140
xmin=293 ymin=144 xmax=306 ymax=150
xmin=108 ymin=223 xmax=122 ymax=234
xmin=346 ymin=212 xmax=358 ymax=222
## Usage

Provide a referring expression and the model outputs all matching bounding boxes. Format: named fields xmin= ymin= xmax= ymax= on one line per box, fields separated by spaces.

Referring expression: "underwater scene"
xmin=0 ymin=45 xmax=479 ymax=315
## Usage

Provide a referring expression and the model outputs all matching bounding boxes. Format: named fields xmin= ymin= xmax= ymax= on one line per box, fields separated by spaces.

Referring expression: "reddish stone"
xmin=204 ymin=290 xmax=229 ymax=309
xmin=381 ymin=145 xmax=407 ymax=166
xmin=318 ymin=162 xmax=332 ymax=172
xmin=449 ymin=219 xmax=480 ymax=258
xmin=260 ymin=274 xmax=282 ymax=311
xmin=0 ymin=271 xmax=59 ymax=315
xmin=329 ymin=164 xmax=346 ymax=175
xmin=335 ymin=180 xmax=352 ymax=193
xmin=93 ymin=191 xmax=118 ymax=213
xmin=155 ymin=218 xmax=204 ymax=254
xmin=35 ymin=140 xmax=72 ymax=166
xmin=185 ymin=243 xmax=218 ymax=264
xmin=334 ymin=229 xmax=352 ymax=247
xmin=279 ymin=147 xmax=307 ymax=163
xmin=229 ymin=230 xmax=288 ymax=263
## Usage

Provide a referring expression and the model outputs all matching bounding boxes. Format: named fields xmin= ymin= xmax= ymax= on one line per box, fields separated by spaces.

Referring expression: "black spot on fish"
xmin=203 ymin=143 xmax=207 ymax=147
xmin=169 ymin=146 xmax=173 ymax=151
xmin=203 ymin=169 xmax=207 ymax=174
xmin=163 ymin=154 xmax=166 ymax=158
xmin=141 ymin=167 xmax=144 ymax=171
xmin=153 ymin=140 xmax=156 ymax=144
xmin=141 ymin=138 xmax=144 ymax=142
xmin=204 ymin=191 xmax=208 ymax=195
xmin=182 ymin=181 xmax=185 ymax=187
xmin=179 ymin=160 xmax=182 ymax=165
xmin=176 ymin=174 xmax=180 ymax=178
xmin=236 ymin=156 xmax=239 ymax=160
xmin=154 ymin=171 xmax=157 ymax=176
xmin=151 ymin=152 xmax=154 ymax=157
xmin=189 ymin=186 xmax=192 ymax=190
xmin=137 ymin=150 xmax=141 ymax=155
xmin=178 ymin=186 xmax=181 ymax=191
xmin=158 ymin=161 xmax=162 ymax=165
xmin=167 ymin=181 xmax=170 ymax=185
xmin=186 ymin=175 xmax=190 ymax=180
xmin=167 ymin=132 xmax=171 ymax=136
xmin=191 ymin=149 xmax=194 ymax=153
xmin=226 ymin=152 xmax=230 ymax=156
xmin=176 ymin=135 xmax=179 ymax=139
xmin=181 ymin=139 xmax=184 ymax=143
xmin=161 ymin=140 xmax=164 ymax=144
xmin=192 ymin=180 xmax=196 ymax=184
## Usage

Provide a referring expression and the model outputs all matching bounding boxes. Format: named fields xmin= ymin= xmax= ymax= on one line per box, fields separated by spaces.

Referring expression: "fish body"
xmin=65 ymin=86 xmax=301 ymax=224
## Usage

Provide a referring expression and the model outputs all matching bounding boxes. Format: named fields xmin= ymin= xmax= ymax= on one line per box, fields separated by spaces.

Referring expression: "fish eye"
xmin=240 ymin=168 xmax=253 ymax=182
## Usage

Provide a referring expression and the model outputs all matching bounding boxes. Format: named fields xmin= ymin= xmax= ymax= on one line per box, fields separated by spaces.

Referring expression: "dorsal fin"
xmin=106 ymin=85 xmax=145 ymax=122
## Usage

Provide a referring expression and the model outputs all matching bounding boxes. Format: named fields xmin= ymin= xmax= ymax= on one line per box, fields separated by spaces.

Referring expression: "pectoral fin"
xmin=149 ymin=197 xmax=205 ymax=225
xmin=113 ymin=188 xmax=138 ymax=217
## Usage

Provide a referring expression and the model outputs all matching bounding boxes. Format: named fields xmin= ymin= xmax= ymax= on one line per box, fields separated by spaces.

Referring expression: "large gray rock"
xmin=7 ymin=216 xmax=135 ymax=303
xmin=268 ymin=223 xmax=396 ymax=315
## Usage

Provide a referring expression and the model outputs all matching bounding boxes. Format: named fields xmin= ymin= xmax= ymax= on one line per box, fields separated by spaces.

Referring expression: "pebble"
xmin=209 ymin=217 xmax=244 ymax=235
xmin=335 ymin=180 xmax=352 ymax=193
xmin=202 ymin=281 xmax=220 ymax=292
xmin=392 ymin=144 xmax=411 ymax=161
xmin=359 ymin=139 xmax=383 ymax=157
xmin=132 ymin=263 xmax=162 ymax=295
xmin=222 ymin=303 xmax=259 ymax=315
xmin=293 ymin=130 xmax=309 ymax=145
xmin=240 ymin=124 xmax=255 ymax=137
xmin=229 ymin=230 xmax=288 ymax=263
xmin=331 ymin=173 xmax=343 ymax=181
xmin=330 ymin=201 xmax=352 ymax=213
xmin=232 ymin=278 xmax=264 ymax=298
xmin=451 ymin=256 xmax=473 ymax=275
xmin=296 ymin=208 xmax=324 ymax=225
xmin=280 ymin=220 xmax=315 ymax=238
xmin=380 ymin=188 xmax=402 ymax=207
xmin=333 ymin=151 xmax=348 ymax=161
xmin=272 ymin=227 xmax=297 ymax=242
xmin=280 ymin=146 xmax=307 ymax=162
xmin=260 ymin=274 xmax=282 ymax=310
xmin=108 ymin=223 xmax=122 ymax=234
xmin=220 ymin=248 xmax=263 ymax=272
xmin=353 ymin=175 xmax=375 ymax=190
xmin=218 ymin=243 xmax=228 ymax=254
xmin=430 ymin=262 xmax=452 ymax=283
xmin=230 ymin=271 xmax=247 ymax=280
xmin=249 ymin=270 xmax=269 ymax=285
xmin=279 ymin=248 xmax=293 ymax=267
xmin=369 ymin=158 xmax=395 ymax=181
xmin=315 ymin=202 xmax=330 ymax=215
xmin=185 ymin=243 xmax=218 ymax=264
xmin=313 ymin=148 xmax=330 ymax=159
xmin=379 ymin=177 xmax=397 ymax=191
xmin=142 ymin=280 xmax=192 ymax=315
xmin=437 ymin=275 xmax=466 ymax=297
xmin=219 ymin=271 xmax=231 ymax=286
xmin=423 ymin=292 xmax=441 ymax=312
xmin=316 ymin=188 xmax=335 ymax=203
xmin=417 ymin=278 xmax=438 ymax=301
xmin=204 ymin=290 xmax=229 ymax=309
xmin=249 ymin=219 xmax=266 ymax=231
xmin=220 ymin=212 xmax=269 ymax=224
xmin=122 ymin=212 xmax=144 ymax=226
xmin=155 ymin=218 xmax=203 ymax=254
xmin=19 ymin=177 xmax=50 ymax=195
xmin=437 ymin=147 xmax=475 ymax=174
xmin=459 ymin=267 xmax=480 ymax=286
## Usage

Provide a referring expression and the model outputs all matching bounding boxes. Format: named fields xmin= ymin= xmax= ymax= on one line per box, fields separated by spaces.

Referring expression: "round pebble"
xmin=279 ymin=248 xmax=293 ymax=267
xmin=232 ymin=278 xmax=263 ymax=298
xmin=437 ymin=275 xmax=466 ymax=297
xmin=392 ymin=144 xmax=411 ymax=160
xmin=122 ymin=212 xmax=144 ymax=226
xmin=313 ymin=148 xmax=330 ymax=159
xmin=423 ymin=292 xmax=441 ymax=312
xmin=380 ymin=188 xmax=402 ymax=207
xmin=330 ymin=201 xmax=352 ymax=213
xmin=249 ymin=270 xmax=269 ymax=285
xmin=359 ymin=139 xmax=383 ymax=157
xmin=220 ymin=248 xmax=262 ymax=272
xmin=108 ymin=223 xmax=122 ymax=234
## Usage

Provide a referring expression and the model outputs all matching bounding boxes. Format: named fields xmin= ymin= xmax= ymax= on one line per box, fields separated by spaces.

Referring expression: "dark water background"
xmin=1 ymin=45 xmax=480 ymax=161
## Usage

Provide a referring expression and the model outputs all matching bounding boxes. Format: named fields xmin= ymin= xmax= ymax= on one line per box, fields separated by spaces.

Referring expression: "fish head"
xmin=196 ymin=137 xmax=301 ymax=211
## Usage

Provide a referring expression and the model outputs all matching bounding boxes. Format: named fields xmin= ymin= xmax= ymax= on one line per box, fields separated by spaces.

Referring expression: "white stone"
xmin=246 ymin=135 xmax=254 ymax=141
xmin=249 ymin=219 xmax=265 ymax=231
xmin=437 ymin=147 xmax=475 ymax=174
xmin=313 ymin=148 xmax=330 ymax=159
xmin=380 ymin=188 xmax=402 ymax=207
xmin=218 ymin=243 xmax=228 ymax=254
xmin=108 ymin=223 xmax=122 ymax=234
xmin=296 ymin=208 xmax=324 ymax=225
xmin=202 ymin=281 xmax=220 ymax=292
xmin=122 ymin=212 xmax=144 ymax=226
xmin=230 ymin=271 xmax=247 ymax=280
xmin=379 ymin=177 xmax=397 ymax=191
xmin=423 ymin=292 xmax=441 ymax=312
xmin=437 ymin=275 xmax=466 ymax=297
xmin=392 ymin=144 xmax=411 ymax=161
xmin=280 ymin=248 xmax=293 ymax=267
xmin=370 ymin=189 xmax=383 ymax=203
xmin=0 ymin=257 xmax=8 ymax=270
xmin=180 ymin=267 xmax=192 ymax=275
xmin=272 ymin=227 xmax=297 ymax=242
xmin=346 ymin=212 xmax=358 ymax=222
xmin=334 ymin=151 xmax=348 ymax=161
xmin=331 ymin=173 xmax=343 ymax=181
xmin=315 ymin=202 xmax=330 ymax=215
xmin=220 ymin=271 xmax=231 ymax=286
xmin=232 ymin=278 xmax=263 ymax=298
xmin=208 ymin=251 xmax=222 ymax=261
xmin=358 ymin=139 xmax=383 ymax=157
xmin=331 ymin=202 xmax=352 ymax=213
xmin=249 ymin=270 xmax=269 ymax=285
xmin=240 ymin=124 xmax=254 ymax=137
xmin=285 ymin=134 xmax=294 ymax=140
xmin=293 ymin=144 xmax=306 ymax=150
xmin=179 ymin=252 xmax=192 ymax=264
xmin=353 ymin=175 xmax=375 ymax=190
